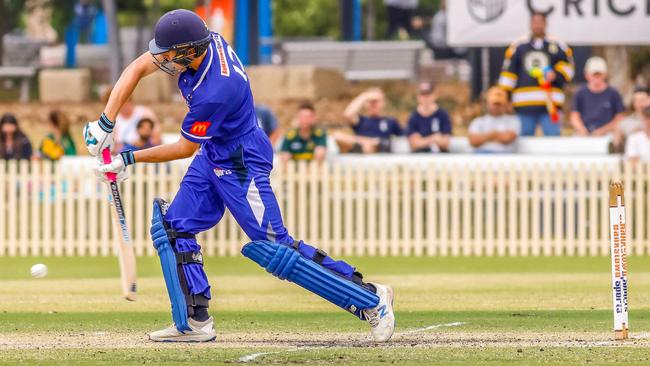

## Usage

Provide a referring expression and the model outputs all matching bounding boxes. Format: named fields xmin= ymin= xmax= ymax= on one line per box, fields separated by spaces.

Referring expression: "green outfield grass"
xmin=0 ymin=256 xmax=648 ymax=365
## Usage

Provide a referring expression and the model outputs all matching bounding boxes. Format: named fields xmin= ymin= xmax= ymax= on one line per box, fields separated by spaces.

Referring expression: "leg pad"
xmin=151 ymin=198 xmax=191 ymax=332
xmin=242 ymin=240 xmax=379 ymax=315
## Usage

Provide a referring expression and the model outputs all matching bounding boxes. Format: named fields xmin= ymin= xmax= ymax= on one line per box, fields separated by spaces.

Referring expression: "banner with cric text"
xmin=447 ymin=0 xmax=650 ymax=47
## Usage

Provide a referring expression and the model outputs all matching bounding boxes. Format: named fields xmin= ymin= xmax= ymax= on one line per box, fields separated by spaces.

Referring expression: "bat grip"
xmin=101 ymin=148 xmax=117 ymax=183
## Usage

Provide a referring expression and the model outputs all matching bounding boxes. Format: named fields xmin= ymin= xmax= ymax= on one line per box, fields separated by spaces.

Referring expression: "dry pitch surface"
xmin=1 ymin=256 xmax=649 ymax=365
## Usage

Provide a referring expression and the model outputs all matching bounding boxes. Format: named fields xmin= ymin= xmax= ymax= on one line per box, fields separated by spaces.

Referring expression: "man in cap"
xmin=336 ymin=88 xmax=403 ymax=153
xmin=570 ymin=56 xmax=625 ymax=136
xmin=468 ymin=87 xmax=521 ymax=153
xmin=406 ymin=81 xmax=452 ymax=153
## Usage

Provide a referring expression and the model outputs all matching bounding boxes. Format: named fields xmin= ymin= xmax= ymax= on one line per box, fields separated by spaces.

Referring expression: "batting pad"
xmin=242 ymin=240 xmax=379 ymax=315
xmin=151 ymin=199 xmax=191 ymax=332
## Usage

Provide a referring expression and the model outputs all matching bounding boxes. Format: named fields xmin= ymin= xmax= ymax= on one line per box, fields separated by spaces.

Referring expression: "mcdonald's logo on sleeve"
xmin=189 ymin=121 xmax=211 ymax=136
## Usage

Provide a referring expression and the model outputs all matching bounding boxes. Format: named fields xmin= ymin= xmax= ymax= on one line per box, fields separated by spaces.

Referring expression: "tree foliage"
xmin=273 ymin=0 xmax=340 ymax=39
xmin=273 ymin=0 xmax=442 ymax=40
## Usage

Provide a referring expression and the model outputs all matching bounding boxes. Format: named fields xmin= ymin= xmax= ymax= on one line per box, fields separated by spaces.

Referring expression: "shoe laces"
xmin=364 ymin=308 xmax=380 ymax=327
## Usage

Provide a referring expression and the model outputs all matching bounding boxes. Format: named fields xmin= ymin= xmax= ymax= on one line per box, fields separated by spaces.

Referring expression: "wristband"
xmin=120 ymin=150 xmax=136 ymax=166
xmin=98 ymin=113 xmax=115 ymax=133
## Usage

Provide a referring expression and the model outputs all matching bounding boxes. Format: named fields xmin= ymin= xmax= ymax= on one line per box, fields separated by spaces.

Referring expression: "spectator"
xmin=407 ymin=81 xmax=452 ymax=153
xmin=39 ymin=110 xmax=76 ymax=161
xmin=113 ymin=96 xmax=161 ymax=151
xmin=468 ymin=87 xmax=521 ymax=154
xmin=385 ymin=0 xmax=418 ymax=39
xmin=625 ymin=106 xmax=650 ymax=165
xmin=428 ymin=2 xmax=466 ymax=60
xmin=121 ymin=118 xmax=159 ymax=152
xmin=280 ymin=102 xmax=326 ymax=163
xmin=498 ymin=11 xmax=574 ymax=136
xmin=255 ymin=104 xmax=281 ymax=145
xmin=613 ymin=87 xmax=650 ymax=151
xmin=336 ymin=88 xmax=403 ymax=154
xmin=0 ymin=113 xmax=33 ymax=160
xmin=570 ymin=57 xmax=626 ymax=136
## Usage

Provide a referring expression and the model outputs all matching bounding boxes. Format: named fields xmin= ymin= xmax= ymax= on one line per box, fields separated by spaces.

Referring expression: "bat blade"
xmin=102 ymin=148 xmax=137 ymax=301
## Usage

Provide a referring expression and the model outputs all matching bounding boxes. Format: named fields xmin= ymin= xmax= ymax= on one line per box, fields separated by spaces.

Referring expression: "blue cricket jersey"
xmin=177 ymin=33 xmax=258 ymax=145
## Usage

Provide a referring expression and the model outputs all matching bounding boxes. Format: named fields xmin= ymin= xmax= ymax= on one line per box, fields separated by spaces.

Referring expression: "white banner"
xmin=447 ymin=0 xmax=650 ymax=46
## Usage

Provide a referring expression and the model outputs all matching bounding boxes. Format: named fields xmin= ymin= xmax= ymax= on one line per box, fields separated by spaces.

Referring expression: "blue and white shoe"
xmin=149 ymin=316 xmax=216 ymax=342
xmin=363 ymin=283 xmax=395 ymax=342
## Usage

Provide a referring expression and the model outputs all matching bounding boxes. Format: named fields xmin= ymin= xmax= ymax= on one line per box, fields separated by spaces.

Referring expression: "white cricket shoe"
xmin=149 ymin=316 xmax=216 ymax=342
xmin=363 ymin=283 xmax=395 ymax=342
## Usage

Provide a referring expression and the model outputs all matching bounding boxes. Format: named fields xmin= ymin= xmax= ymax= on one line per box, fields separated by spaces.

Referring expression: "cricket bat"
xmin=102 ymin=148 xmax=137 ymax=301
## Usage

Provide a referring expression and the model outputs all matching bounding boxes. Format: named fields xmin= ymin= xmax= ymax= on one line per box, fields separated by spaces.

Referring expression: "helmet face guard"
xmin=149 ymin=35 xmax=211 ymax=76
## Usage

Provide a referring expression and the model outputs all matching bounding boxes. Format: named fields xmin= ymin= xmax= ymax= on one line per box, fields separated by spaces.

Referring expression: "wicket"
xmin=609 ymin=181 xmax=629 ymax=341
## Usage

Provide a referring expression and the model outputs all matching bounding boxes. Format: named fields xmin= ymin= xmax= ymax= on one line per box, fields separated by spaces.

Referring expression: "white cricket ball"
xmin=30 ymin=263 xmax=48 ymax=278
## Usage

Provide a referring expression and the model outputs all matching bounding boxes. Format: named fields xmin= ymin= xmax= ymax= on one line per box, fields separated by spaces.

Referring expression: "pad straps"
xmin=176 ymin=251 xmax=203 ymax=265
xmin=166 ymin=228 xmax=196 ymax=241
xmin=174 ymin=251 xmax=209 ymax=308
xmin=292 ymin=240 xmax=376 ymax=294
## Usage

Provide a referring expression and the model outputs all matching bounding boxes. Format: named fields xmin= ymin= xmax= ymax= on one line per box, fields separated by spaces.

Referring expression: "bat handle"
xmin=101 ymin=148 xmax=117 ymax=183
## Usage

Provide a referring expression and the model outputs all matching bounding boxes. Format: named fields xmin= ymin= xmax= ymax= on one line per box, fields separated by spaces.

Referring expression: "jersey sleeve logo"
xmin=216 ymin=35 xmax=230 ymax=77
xmin=189 ymin=121 xmax=211 ymax=136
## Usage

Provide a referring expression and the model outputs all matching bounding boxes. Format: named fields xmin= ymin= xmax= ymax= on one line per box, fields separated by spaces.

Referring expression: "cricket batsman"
xmin=83 ymin=9 xmax=395 ymax=342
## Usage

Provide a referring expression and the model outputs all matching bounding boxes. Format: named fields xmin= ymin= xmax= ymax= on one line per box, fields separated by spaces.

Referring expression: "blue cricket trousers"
xmin=163 ymin=128 xmax=354 ymax=299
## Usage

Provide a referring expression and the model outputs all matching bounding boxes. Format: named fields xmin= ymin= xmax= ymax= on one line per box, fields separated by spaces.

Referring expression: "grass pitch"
xmin=1 ymin=255 xmax=649 ymax=365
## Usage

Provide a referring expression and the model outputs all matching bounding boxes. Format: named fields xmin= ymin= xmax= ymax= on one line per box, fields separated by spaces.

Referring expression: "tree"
xmin=0 ymin=0 xmax=26 ymax=65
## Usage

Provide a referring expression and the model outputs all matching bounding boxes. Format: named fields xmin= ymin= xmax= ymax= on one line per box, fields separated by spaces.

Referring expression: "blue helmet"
xmin=149 ymin=9 xmax=212 ymax=75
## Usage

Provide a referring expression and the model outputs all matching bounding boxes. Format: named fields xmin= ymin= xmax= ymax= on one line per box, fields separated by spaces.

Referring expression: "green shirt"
xmin=40 ymin=133 xmax=77 ymax=161
xmin=280 ymin=128 xmax=327 ymax=160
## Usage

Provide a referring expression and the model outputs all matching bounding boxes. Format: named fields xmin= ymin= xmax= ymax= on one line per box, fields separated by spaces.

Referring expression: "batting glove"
xmin=94 ymin=151 xmax=135 ymax=183
xmin=83 ymin=113 xmax=115 ymax=157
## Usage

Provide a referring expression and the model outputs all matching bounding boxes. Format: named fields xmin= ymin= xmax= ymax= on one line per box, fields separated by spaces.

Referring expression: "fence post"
xmin=425 ymin=162 xmax=437 ymax=256
xmin=30 ymin=161 xmax=41 ymax=256
xmin=507 ymin=166 xmax=518 ymax=255
xmin=496 ymin=165 xmax=506 ymax=256
xmin=413 ymin=165 xmax=423 ymax=257
xmin=389 ymin=164 xmax=400 ymax=256
xmin=484 ymin=164 xmax=495 ymax=256
xmin=542 ymin=164 xmax=552 ymax=256
xmin=320 ymin=162 xmax=332 ymax=253
xmin=378 ymin=164 xmax=388 ymax=256
xmin=439 ymin=164 xmax=449 ymax=256
xmin=366 ymin=164 xmax=377 ymax=256
xmin=587 ymin=164 xmax=599 ymax=255
xmin=577 ymin=164 xmax=587 ymax=256
xmin=462 ymin=164 xmax=472 ymax=256
xmin=7 ymin=160 xmax=17 ymax=256
xmin=18 ymin=160 xmax=29 ymax=256
xmin=65 ymin=162 xmax=75 ymax=256
xmin=53 ymin=161 xmax=64 ymax=256
xmin=355 ymin=164 xmax=366 ymax=256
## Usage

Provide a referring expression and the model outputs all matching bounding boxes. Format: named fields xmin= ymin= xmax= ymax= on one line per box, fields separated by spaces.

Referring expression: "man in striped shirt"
xmin=498 ymin=11 xmax=574 ymax=136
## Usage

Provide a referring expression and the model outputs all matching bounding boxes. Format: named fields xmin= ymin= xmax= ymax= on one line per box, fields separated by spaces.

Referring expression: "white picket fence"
xmin=0 ymin=157 xmax=648 ymax=257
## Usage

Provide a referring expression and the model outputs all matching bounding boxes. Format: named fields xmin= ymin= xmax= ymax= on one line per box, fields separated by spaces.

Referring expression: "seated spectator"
xmin=570 ymin=57 xmax=625 ymax=136
xmin=0 ymin=113 xmax=33 ymax=160
xmin=39 ymin=110 xmax=76 ymax=160
xmin=112 ymin=96 xmax=161 ymax=151
xmin=335 ymin=88 xmax=403 ymax=153
xmin=280 ymin=102 xmax=326 ymax=163
xmin=625 ymin=106 xmax=650 ymax=165
xmin=613 ymin=87 xmax=650 ymax=152
xmin=468 ymin=87 xmax=520 ymax=154
xmin=255 ymin=104 xmax=281 ymax=145
xmin=121 ymin=118 xmax=159 ymax=151
xmin=407 ymin=81 xmax=452 ymax=153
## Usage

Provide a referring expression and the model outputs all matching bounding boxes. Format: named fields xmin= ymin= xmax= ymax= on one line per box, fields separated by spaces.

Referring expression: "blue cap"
xmin=148 ymin=9 xmax=210 ymax=54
